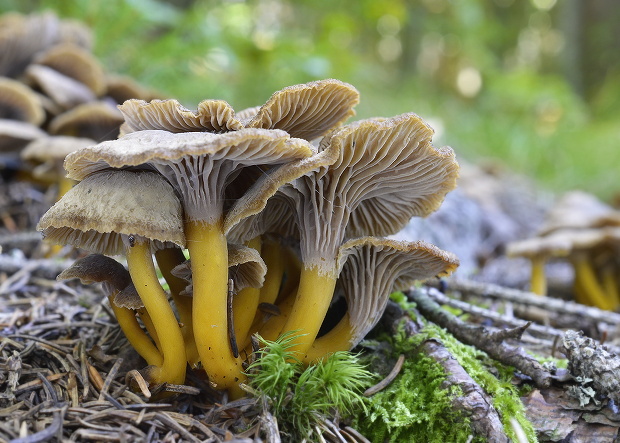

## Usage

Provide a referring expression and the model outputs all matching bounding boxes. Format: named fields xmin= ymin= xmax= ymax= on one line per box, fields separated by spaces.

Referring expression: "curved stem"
xmin=572 ymin=255 xmax=613 ymax=311
xmin=302 ymin=313 xmax=353 ymax=364
xmin=258 ymin=237 xmax=285 ymax=305
xmin=278 ymin=245 xmax=302 ymax=304
xmin=137 ymin=308 xmax=160 ymax=350
xmin=601 ymin=265 xmax=620 ymax=311
xmin=280 ymin=264 xmax=338 ymax=357
xmin=108 ymin=295 xmax=163 ymax=366
xmin=529 ymin=255 xmax=547 ymax=296
xmin=126 ymin=240 xmax=187 ymax=385
xmin=186 ymin=219 xmax=243 ymax=390
xmin=155 ymin=247 xmax=200 ymax=367
xmin=232 ymin=237 xmax=262 ymax=346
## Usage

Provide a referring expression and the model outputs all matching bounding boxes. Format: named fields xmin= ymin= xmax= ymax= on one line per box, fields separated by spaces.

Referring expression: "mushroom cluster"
xmin=507 ymin=190 xmax=620 ymax=310
xmin=38 ymin=78 xmax=460 ymax=397
xmin=0 ymin=11 xmax=160 ymax=213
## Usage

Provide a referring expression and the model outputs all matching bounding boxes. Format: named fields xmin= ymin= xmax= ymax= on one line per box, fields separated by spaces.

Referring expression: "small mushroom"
xmin=58 ymin=254 xmax=162 ymax=367
xmin=0 ymin=119 xmax=46 ymax=153
xmin=0 ymin=77 xmax=45 ymax=125
xmin=304 ymin=237 xmax=459 ymax=363
xmin=38 ymin=169 xmax=187 ymax=386
xmin=34 ymin=43 xmax=106 ymax=96
xmin=25 ymin=64 xmax=96 ymax=110
xmin=48 ymin=101 xmax=124 ymax=141
xmin=21 ymin=135 xmax=95 ymax=200
xmin=0 ymin=12 xmax=92 ymax=78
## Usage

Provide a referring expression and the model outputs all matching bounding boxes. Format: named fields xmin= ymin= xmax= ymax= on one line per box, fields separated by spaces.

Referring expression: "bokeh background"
xmin=2 ymin=0 xmax=619 ymax=200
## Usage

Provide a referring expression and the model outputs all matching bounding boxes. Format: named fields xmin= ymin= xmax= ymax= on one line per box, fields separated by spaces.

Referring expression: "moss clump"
xmin=355 ymin=291 xmax=537 ymax=442
xmin=246 ymin=332 xmax=374 ymax=441
xmin=357 ymin=349 xmax=475 ymax=442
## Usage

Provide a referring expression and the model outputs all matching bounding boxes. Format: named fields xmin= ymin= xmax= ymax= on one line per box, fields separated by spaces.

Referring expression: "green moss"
xmin=356 ymin=294 xmax=538 ymax=442
xmin=356 ymin=350 xmax=478 ymax=442
xmin=247 ymin=332 xmax=374 ymax=441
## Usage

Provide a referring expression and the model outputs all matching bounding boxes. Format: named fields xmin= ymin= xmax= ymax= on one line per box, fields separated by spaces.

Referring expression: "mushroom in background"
xmin=506 ymin=190 xmax=620 ymax=310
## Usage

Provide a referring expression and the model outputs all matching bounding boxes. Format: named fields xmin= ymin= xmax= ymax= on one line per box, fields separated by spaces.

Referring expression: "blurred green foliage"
xmin=2 ymin=0 xmax=619 ymax=200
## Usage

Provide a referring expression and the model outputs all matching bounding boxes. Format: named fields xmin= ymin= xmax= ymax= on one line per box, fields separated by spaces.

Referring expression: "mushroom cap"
xmin=105 ymin=74 xmax=163 ymax=105
xmin=25 ymin=64 xmax=96 ymax=109
xmin=540 ymin=190 xmax=620 ymax=235
xmin=21 ymin=135 xmax=95 ymax=180
xmin=48 ymin=101 xmax=124 ymax=141
xmin=35 ymin=43 xmax=106 ymax=96
xmin=244 ymin=79 xmax=360 ymax=141
xmin=276 ymin=112 xmax=459 ymax=271
xmin=37 ymin=169 xmax=186 ymax=255
xmin=117 ymin=79 xmax=359 ymax=141
xmin=118 ymin=98 xmax=244 ymax=135
xmin=57 ymin=253 xmax=131 ymax=293
xmin=113 ymin=283 xmax=145 ymax=310
xmin=0 ymin=77 xmax=45 ymax=125
xmin=228 ymin=243 xmax=267 ymax=292
xmin=22 ymin=135 xmax=95 ymax=162
xmin=0 ymin=119 xmax=46 ymax=152
xmin=336 ymin=236 xmax=459 ymax=347
xmin=64 ymin=128 xmax=314 ymax=223
xmin=0 ymin=12 xmax=92 ymax=78
xmin=507 ymin=226 xmax=620 ymax=260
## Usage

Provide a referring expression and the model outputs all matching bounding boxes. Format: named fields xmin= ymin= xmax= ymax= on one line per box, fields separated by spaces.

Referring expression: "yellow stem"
xmin=186 ymin=219 xmax=243 ymax=390
xmin=303 ymin=313 xmax=353 ymax=364
xmin=57 ymin=176 xmax=76 ymax=202
xmin=572 ymin=256 xmax=614 ymax=311
xmin=137 ymin=308 xmax=160 ymax=350
xmin=108 ymin=295 xmax=163 ymax=366
xmin=155 ymin=247 xmax=200 ymax=367
xmin=601 ymin=266 xmax=620 ymax=311
xmin=126 ymin=240 xmax=187 ymax=385
xmin=232 ymin=237 xmax=262 ymax=346
xmin=280 ymin=264 xmax=338 ymax=357
xmin=258 ymin=238 xmax=285 ymax=305
xmin=530 ymin=256 xmax=547 ymax=296
xmin=278 ymin=246 xmax=301 ymax=304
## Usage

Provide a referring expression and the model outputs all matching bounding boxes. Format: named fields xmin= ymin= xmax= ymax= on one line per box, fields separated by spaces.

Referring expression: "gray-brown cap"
xmin=117 ymin=79 xmax=359 ymax=141
xmin=0 ymin=119 xmax=46 ymax=152
xmin=243 ymin=79 xmax=360 ymax=141
xmin=37 ymin=169 xmax=185 ymax=255
xmin=58 ymin=253 xmax=132 ymax=294
xmin=64 ymin=128 xmax=314 ymax=226
xmin=21 ymin=135 xmax=95 ymax=181
xmin=0 ymin=12 xmax=92 ymax=78
xmin=25 ymin=64 xmax=96 ymax=109
xmin=540 ymin=190 xmax=620 ymax=235
xmin=105 ymin=74 xmax=163 ymax=105
xmin=0 ymin=77 xmax=45 ymax=125
xmin=273 ymin=112 xmax=459 ymax=273
xmin=48 ymin=101 xmax=124 ymax=141
xmin=336 ymin=237 xmax=459 ymax=348
xmin=118 ymin=99 xmax=244 ymax=136
xmin=35 ymin=43 xmax=106 ymax=96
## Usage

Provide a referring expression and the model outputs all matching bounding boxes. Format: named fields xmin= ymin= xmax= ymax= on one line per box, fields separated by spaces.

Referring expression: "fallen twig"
xmin=408 ymin=287 xmax=553 ymax=388
xmin=363 ymin=354 xmax=405 ymax=397
xmin=444 ymin=278 xmax=620 ymax=326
